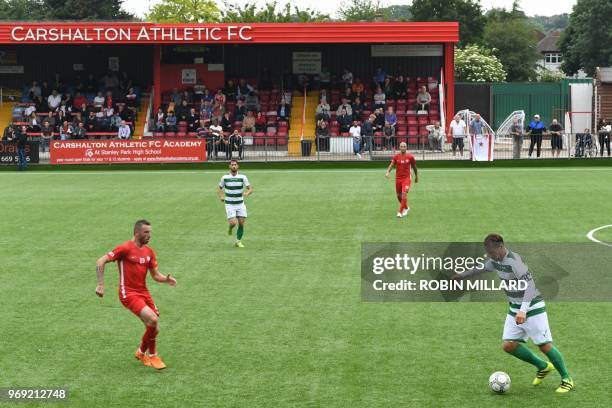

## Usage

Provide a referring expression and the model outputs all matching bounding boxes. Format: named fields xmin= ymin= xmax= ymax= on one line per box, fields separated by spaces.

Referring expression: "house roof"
xmin=537 ymin=30 xmax=562 ymax=53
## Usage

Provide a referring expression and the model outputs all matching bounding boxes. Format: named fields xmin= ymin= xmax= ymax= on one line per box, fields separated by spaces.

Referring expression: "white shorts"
xmin=225 ymin=203 xmax=247 ymax=219
xmin=502 ymin=312 xmax=552 ymax=345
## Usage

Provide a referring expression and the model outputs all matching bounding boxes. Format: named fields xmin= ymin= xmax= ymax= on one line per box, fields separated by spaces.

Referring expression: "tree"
xmin=484 ymin=3 xmax=540 ymax=81
xmin=529 ymin=14 xmax=569 ymax=31
xmin=559 ymin=0 xmax=612 ymax=76
xmin=44 ymin=0 xmax=134 ymax=20
xmin=222 ymin=1 xmax=328 ymax=23
xmin=337 ymin=0 xmax=382 ymax=22
xmin=146 ymin=0 xmax=220 ymax=23
xmin=382 ymin=5 xmax=411 ymax=22
xmin=409 ymin=0 xmax=486 ymax=45
xmin=455 ymin=45 xmax=506 ymax=82
xmin=0 ymin=0 xmax=45 ymax=20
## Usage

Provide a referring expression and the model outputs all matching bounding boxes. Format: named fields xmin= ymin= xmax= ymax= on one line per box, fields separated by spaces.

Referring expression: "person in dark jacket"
xmin=361 ymin=114 xmax=375 ymax=154
xmin=16 ymin=126 xmax=28 ymax=171
xmin=526 ymin=114 xmax=546 ymax=158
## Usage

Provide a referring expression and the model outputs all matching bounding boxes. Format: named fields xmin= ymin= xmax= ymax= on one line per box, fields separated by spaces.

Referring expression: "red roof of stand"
xmin=0 ymin=22 xmax=459 ymax=44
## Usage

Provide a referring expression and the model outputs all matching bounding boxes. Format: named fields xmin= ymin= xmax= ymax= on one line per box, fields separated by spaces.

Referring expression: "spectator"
xmin=170 ymin=88 xmax=182 ymax=105
xmin=549 ymin=119 xmax=563 ymax=158
xmin=383 ymin=121 xmax=395 ymax=150
xmin=165 ymin=111 xmax=178 ymax=132
xmin=40 ymin=120 xmax=53 ymax=153
xmin=187 ymin=107 xmax=200 ymax=132
xmin=3 ymin=122 xmax=16 ymax=141
xmin=73 ymin=91 xmax=87 ymax=109
xmin=15 ymin=126 xmax=28 ymax=171
xmin=119 ymin=71 xmax=133 ymax=93
xmin=338 ymin=109 xmax=352 ymax=133
xmin=102 ymin=71 xmax=119 ymax=91
xmin=449 ymin=114 xmax=467 ymax=157
xmin=234 ymin=99 xmax=247 ymax=122
xmin=85 ymin=74 xmax=97 ymax=93
xmin=383 ymin=77 xmax=393 ymax=96
xmin=415 ymin=86 xmax=431 ymax=111
xmin=229 ymin=129 xmax=243 ymax=160
xmin=315 ymin=120 xmax=330 ymax=151
xmin=210 ymin=119 xmax=226 ymax=159
xmin=316 ymin=97 xmax=331 ymax=121
xmin=241 ymin=111 xmax=257 ymax=134
xmin=526 ymin=114 xmax=546 ymax=158
xmin=426 ymin=121 xmax=445 ymax=152
xmin=255 ymin=111 xmax=267 ymax=133
xmin=597 ymin=118 xmax=611 ymax=157
xmin=319 ymin=66 xmax=331 ymax=88
xmin=125 ymin=87 xmax=137 ymax=108
xmin=181 ymin=90 xmax=191 ymax=104
xmin=237 ymin=79 xmax=253 ymax=99
xmin=393 ymin=75 xmax=407 ymax=100
xmin=221 ymin=112 xmax=233 ymax=133
xmin=110 ymin=112 xmax=122 ymax=131
xmin=73 ymin=121 xmax=87 ymax=139
xmin=34 ymin=95 xmax=48 ymax=113
xmin=118 ymin=121 xmax=131 ymax=139
xmin=155 ymin=108 xmax=165 ymax=132
xmin=214 ymin=89 xmax=226 ymax=106
xmin=199 ymin=99 xmax=213 ymax=125
xmin=55 ymin=110 xmax=68 ymax=131
xmin=336 ymin=98 xmax=353 ymax=117
xmin=510 ymin=118 xmax=524 ymax=159
xmin=349 ymin=121 xmax=362 ymax=158
xmin=469 ymin=114 xmax=487 ymax=137
xmin=211 ymin=101 xmax=224 ymax=124
xmin=361 ymin=114 xmax=375 ymax=154
xmin=201 ymin=88 xmax=214 ymax=103
xmin=384 ymin=106 xmax=397 ymax=129
xmin=373 ymin=67 xmax=386 ymax=87
xmin=47 ymin=89 xmax=62 ymax=111
xmin=352 ymin=97 xmax=364 ymax=121
xmin=277 ymin=100 xmax=291 ymax=121
xmin=373 ymin=86 xmax=386 ymax=109
xmin=245 ymin=91 xmax=260 ymax=112
xmin=224 ymin=79 xmax=237 ymax=100
xmin=374 ymin=107 xmax=385 ymax=132
xmin=86 ymin=111 xmax=98 ymax=133
xmin=28 ymin=80 xmax=42 ymax=100
xmin=63 ymin=93 xmax=74 ymax=111
xmin=193 ymin=82 xmax=206 ymax=100
xmin=342 ymin=87 xmax=353 ymax=103
xmin=341 ymin=68 xmax=353 ymax=87
xmin=41 ymin=80 xmax=51 ymax=98
xmin=59 ymin=120 xmax=73 ymax=141
xmin=351 ymin=78 xmax=364 ymax=95
xmin=28 ymin=112 xmax=41 ymax=132
xmin=93 ymin=91 xmax=105 ymax=108
xmin=575 ymin=128 xmax=593 ymax=158
xmin=175 ymin=100 xmax=189 ymax=122
xmin=118 ymin=104 xmax=133 ymax=123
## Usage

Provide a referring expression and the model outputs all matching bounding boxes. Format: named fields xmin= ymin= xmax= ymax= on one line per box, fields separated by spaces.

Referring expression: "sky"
xmin=124 ymin=0 xmax=577 ymax=19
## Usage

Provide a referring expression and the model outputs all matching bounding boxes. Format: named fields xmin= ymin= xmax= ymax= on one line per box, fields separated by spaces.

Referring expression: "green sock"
xmin=237 ymin=224 xmax=244 ymax=240
xmin=545 ymin=346 xmax=570 ymax=379
xmin=507 ymin=343 xmax=548 ymax=370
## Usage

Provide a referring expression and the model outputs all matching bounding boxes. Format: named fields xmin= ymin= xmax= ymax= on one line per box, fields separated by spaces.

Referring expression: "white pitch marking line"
xmin=586 ymin=225 xmax=612 ymax=248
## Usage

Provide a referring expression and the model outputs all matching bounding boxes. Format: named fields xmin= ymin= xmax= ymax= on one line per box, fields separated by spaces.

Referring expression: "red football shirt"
xmin=107 ymin=240 xmax=157 ymax=298
xmin=391 ymin=153 xmax=416 ymax=179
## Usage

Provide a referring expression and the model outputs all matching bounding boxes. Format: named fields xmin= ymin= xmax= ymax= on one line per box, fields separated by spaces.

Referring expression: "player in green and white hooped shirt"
xmin=454 ymin=234 xmax=573 ymax=393
xmin=216 ymin=160 xmax=252 ymax=248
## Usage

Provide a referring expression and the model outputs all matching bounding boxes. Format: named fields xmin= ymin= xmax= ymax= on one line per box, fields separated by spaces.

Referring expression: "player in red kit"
xmin=95 ymin=219 xmax=177 ymax=370
xmin=385 ymin=141 xmax=418 ymax=218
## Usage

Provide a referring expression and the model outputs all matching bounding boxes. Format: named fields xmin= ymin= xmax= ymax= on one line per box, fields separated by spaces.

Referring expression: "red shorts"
xmin=395 ymin=177 xmax=412 ymax=195
xmin=119 ymin=292 xmax=159 ymax=317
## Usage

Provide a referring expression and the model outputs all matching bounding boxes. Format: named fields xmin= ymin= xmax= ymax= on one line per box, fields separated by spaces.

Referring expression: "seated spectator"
xmin=234 ymin=99 xmax=247 ymax=121
xmin=34 ymin=95 xmax=48 ymax=113
xmin=201 ymin=88 xmax=214 ymax=103
xmin=374 ymin=107 xmax=385 ymax=132
xmin=336 ymin=98 xmax=353 ymax=117
xmin=55 ymin=110 xmax=68 ymax=130
xmin=59 ymin=120 xmax=73 ymax=140
xmin=220 ymin=112 xmax=233 ymax=133
xmin=338 ymin=109 xmax=352 ymax=133
xmin=373 ymin=67 xmax=386 ymax=87
xmin=181 ymin=89 xmax=192 ymax=104
xmin=28 ymin=80 xmax=42 ymax=100
xmin=119 ymin=71 xmax=133 ymax=93
xmin=105 ymin=90 xmax=114 ymax=109
xmin=212 ymin=101 xmax=224 ymax=124
xmin=73 ymin=121 xmax=87 ymax=139
xmin=341 ymin=68 xmax=353 ymax=87
xmin=277 ymin=100 xmax=291 ymax=121
xmin=342 ymin=87 xmax=353 ymax=103
xmin=426 ymin=121 xmax=445 ymax=151
xmin=229 ymin=130 xmax=243 ymax=160
xmin=415 ymin=86 xmax=431 ymax=111
xmin=93 ymin=91 xmax=105 ymax=108
xmin=47 ymin=89 xmax=62 ymax=111
xmin=86 ymin=111 xmax=98 ymax=133
xmin=102 ymin=71 xmax=119 ymax=91
xmin=109 ymin=112 xmax=122 ymax=131
xmin=351 ymin=78 xmax=364 ymax=95
xmin=383 ymin=121 xmax=395 ymax=150
xmin=125 ymin=87 xmax=137 ymax=108
xmin=352 ymin=89 xmax=365 ymax=104
xmin=165 ymin=111 xmax=178 ymax=132
xmin=73 ymin=102 xmax=89 ymax=118
xmin=170 ymin=88 xmax=182 ymax=105
xmin=237 ymin=79 xmax=254 ymax=99
xmin=63 ymin=93 xmax=74 ymax=111
xmin=319 ymin=67 xmax=331 ymax=88
xmin=394 ymin=75 xmax=407 ymax=100
xmin=117 ymin=104 xmax=133 ymax=122
xmin=373 ymin=86 xmax=386 ymax=109
xmin=187 ymin=107 xmax=200 ymax=132
xmin=28 ymin=112 xmax=41 ymax=132
xmin=352 ymin=97 xmax=364 ymax=121
xmin=118 ymin=120 xmax=131 ymax=139
xmin=193 ymin=82 xmax=206 ymax=100
xmin=383 ymin=77 xmax=393 ymax=96
xmin=384 ymin=106 xmax=397 ymax=129
xmin=255 ymin=111 xmax=267 ymax=132
xmin=155 ymin=108 xmax=165 ymax=132
xmin=199 ymin=99 xmax=213 ymax=125
xmin=245 ymin=91 xmax=260 ymax=112
xmin=316 ymin=97 xmax=331 ymax=121
xmin=214 ymin=89 xmax=226 ymax=107
xmin=40 ymin=120 xmax=53 ymax=152
xmin=241 ymin=111 xmax=256 ymax=134
xmin=196 ymin=119 xmax=208 ymax=139
xmin=73 ymin=91 xmax=87 ymax=109
xmin=175 ymin=100 xmax=189 ymax=122
xmin=224 ymin=79 xmax=237 ymax=100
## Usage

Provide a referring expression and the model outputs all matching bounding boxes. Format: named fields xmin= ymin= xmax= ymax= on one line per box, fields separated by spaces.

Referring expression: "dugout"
xmin=0 ymin=22 xmax=459 ymax=123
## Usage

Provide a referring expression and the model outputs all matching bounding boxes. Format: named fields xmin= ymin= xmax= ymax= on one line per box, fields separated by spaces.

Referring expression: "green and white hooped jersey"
xmin=219 ymin=173 xmax=250 ymax=204
xmin=484 ymin=250 xmax=546 ymax=318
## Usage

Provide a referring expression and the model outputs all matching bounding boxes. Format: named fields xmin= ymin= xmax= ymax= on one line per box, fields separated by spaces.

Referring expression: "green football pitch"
xmin=2 ymin=166 xmax=611 ymax=407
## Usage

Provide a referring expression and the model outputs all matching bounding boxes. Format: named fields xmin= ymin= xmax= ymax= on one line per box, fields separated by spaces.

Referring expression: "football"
xmin=489 ymin=371 xmax=511 ymax=394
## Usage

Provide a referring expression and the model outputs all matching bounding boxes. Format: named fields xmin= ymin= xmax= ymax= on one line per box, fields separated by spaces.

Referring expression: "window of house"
xmin=545 ymin=53 xmax=563 ymax=64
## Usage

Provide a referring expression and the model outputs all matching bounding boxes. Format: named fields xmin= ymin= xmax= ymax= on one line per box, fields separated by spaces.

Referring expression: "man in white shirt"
xmin=349 ymin=122 xmax=362 ymax=159
xmin=47 ymin=90 xmax=62 ymax=111
xmin=449 ymin=114 xmax=467 ymax=157
xmin=117 ymin=121 xmax=131 ymax=140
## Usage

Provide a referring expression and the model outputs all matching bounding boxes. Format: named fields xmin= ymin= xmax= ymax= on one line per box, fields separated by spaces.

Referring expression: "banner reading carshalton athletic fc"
xmin=50 ymin=139 xmax=206 ymax=164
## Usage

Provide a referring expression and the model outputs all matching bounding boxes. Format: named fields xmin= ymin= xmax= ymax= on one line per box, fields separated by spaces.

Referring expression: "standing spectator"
xmin=118 ymin=121 xmax=131 ymax=139
xmin=316 ymin=97 xmax=331 ymax=121
xmin=374 ymin=108 xmax=385 ymax=133
xmin=349 ymin=121 xmax=362 ymax=159
xmin=73 ymin=121 xmax=87 ymax=139
xmin=415 ymin=86 xmax=431 ymax=111
xmin=315 ymin=119 xmax=330 ymax=151
xmin=155 ymin=108 xmax=165 ymax=132
xmin=383 ymin=121 xmax=396 ymax=151
xmin=383 ymin=77 xmax=394 ymax=97
xmin=34 ymin=95 xmax=48 ymax=113
xmin=277 ymin=100 xmax=291 ymax=121
xmin=119 ymin=71 xmax=133 ymax=93
xmin=211 ymin=101 xmax=224 ymax=124
xmin=201 ymin=88 xmax=214 ymax=104
xmin=373 ymin=86 xmax=386 ymax=109
xmin=510 ymin=118 xmax=524 ymax=159
xmin=40 ymin=80 xmax=51 ymax=98
xmin=338 ymin=109 xmax=352 ymax=133
xmin=15 ymin=126 xmax=28 ymax=171
xmin=361 ymin=114 xmax=375 ymax=154
xmin=549 ymin=119 xmax=563 ymax=157
xmin=597 ymin=118 xmax=611 ymax=157
xmin=165 ymin=111 xmax=178 ymax=132
xmin=210 ymin=119 xmax=226 ymax=159
xmin=449 ymin=114 xmax=467 ymax=157
xmin=47 ymin=89 xmax=62 ymax=111
xmin=40 ymin=120 xmax=53 ymax=153
xmin=426 ymin=121 xmax=445 ymax=152
xmin=229 ymin=130 xmax=243 ymax=160
xmin=526 ymin=114 xmax=546 ymax=158
xmin=319 ymin=66 xmax=331 ymax=88
xmin=241 ymin=111 xmax=256 ymax=134
xmin=469 ymin=114 xmax=487 ymax=137
xmin=237 ymin=79 xmax=254 ymax=99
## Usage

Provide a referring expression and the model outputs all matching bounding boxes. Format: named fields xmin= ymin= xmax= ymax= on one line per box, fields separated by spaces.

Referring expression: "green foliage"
xmin=483 ymin=6 xmax=540 ymax=81
xmin=538 ymin=69 xmax=565 ymax=82
xmin=529 ymin=14 xmax=569 ymax=31
xmin=382 ymin=4 xmax=411 ymax=22
xmin=337 ymin=0 xmax=382 ymax=22
xmin=455 ymin=44 xmax=506 ymax=82
xmin=409 ymin=0 xmax=486 ymax=45
xmin=559 ymin=0 xmax=612 ymax=76
xmin=0 ymin=0 xmax=133 ymax=20
xmin=222 ymin=1 xmax=328 ymax=23
xmin=146 ymin=0 xmax=220 ymax=23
